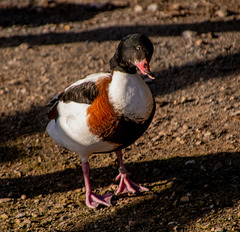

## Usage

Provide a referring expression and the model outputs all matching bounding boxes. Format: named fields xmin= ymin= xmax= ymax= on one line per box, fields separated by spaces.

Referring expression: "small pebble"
xmin=89 ymin=2 xmax=107 ymax=10
xmin=168 ymin=221 xmax=178 ymax=225
xmin=16 ymin=212 xmax=26 ymax=218
xmin=170 ymin=191 xmax=176 ymax=199
xmin=230 ymin=110 xmax=240 ymax=116
xmin=19 ymin=43 xmax=30 ymax=50
xmin=185 ymin=160 xmax=196 ymax=165
xmin=172 ymin=3 xmax=181 ymax=10
xmin=181 ymin=96 xmax=187 ymax=103
xmin=17 ymin=171 xmax=22 ymax=177
xmin=215 ymin=227 xmax=223 ymax=232
xmin=176 ymin=137 xmax=185 ymax=144
xmin=64 ymin=25 xmax=71 ymax=31
xmin=209 ymin=203 xmax=214 ymax=208
xmin=173 ymin=199 xmax=178 ymax=206
xmin=134 ymin=5 xmax=143 ymax=13
xmin=0 ymin=213 xmax=9 ymax=219
xmin=180 ymin=196 xmax=190 ymax=202
xmin=15 ymin=218 xmax=22 ymax=226
xmin=213 ymin=162 xmax=222 ymax=171
xmin=23 ymin=218 xmax=31 ymax=225
xmin=0 ymin=198 xmax=12 ymax=203
xmin=203 ymin=131 xmax=215 ymax=140
xmin=215 ymin=9 xmax=228 ymax=17
xmin=129 ymin=220 xmax=138 ymax=226
xmin=147 ymin=3 xmax=158 ymax=12
xmin=7 ymin=192 xmax=13 ymax=198
xmin=196 ymin=140 xmax=203 ymax=145
xmin=182 ymin=30 xmax=197 ymax=40
xmin=38 ymin=156 xmax=42 ymax=163
xmin=21 ymin=194 xmax=27 ymax=200
xmin=195 ymin=39 xmax=203 ymax=46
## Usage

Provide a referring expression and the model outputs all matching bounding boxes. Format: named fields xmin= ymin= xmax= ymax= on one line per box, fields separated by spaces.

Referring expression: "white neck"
xmin=108 ymin=71 xmax=154 ymax=122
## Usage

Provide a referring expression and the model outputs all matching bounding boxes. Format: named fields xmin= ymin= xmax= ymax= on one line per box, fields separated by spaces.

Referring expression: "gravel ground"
xmin=0 ymin=0 xmax=240 ymax=231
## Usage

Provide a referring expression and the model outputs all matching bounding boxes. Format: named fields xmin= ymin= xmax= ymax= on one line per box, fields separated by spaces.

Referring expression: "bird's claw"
xmin=115 ymin=173 xmax=149 ymax=195
xmin=86 ymin=192 xmax=113 ymax=209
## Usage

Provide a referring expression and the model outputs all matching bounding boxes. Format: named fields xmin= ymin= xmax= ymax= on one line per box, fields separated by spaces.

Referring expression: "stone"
xmin=19 ymin=43 xmax=30 ymax=50
xmin=21 ymin=194 xmax=27 ymax=200
xmin=182 ymin=124 xmax=189 ymax=131
xmin=185 ymin=160 xmax=196 ymax=165
xmin=134 ymin=5 xmax=143 ymax=13
xmin=0 ymin=198 xmax=12 ymax=203
xmin=213 ymin=162 xmax=222 ymax=171
xmin=195 ymin=39 xmax=203 ymax=46
xmin=168 ymin=221 xmax=178 ymax=225
xmin=181 ymin=96 xmax=187 ymax=103
xmin=38 ymin=156 xmax=42 ymax=163
xmin=16 ymin=212 xmax=26 ymax=218
xmin=129 ymin=220 xmax=138 ymax=226
xmin=180 ymin=196 xmax=190 ymax=202
xmin=182 ymin=30 xmax=197 ymax=40
xmin=0 ymin=213 xmax=9 ymax=219
xmin=64 ymin=25 xmax=71 ymax=31
xmin=147 ymin=3 xmax=158 ymax=12
xmin=230 ymin=110 xmax=240 ymax=116
xmin=215 ymin=9 xmax=228 ymax=17
xmin=23 ymin=218 xmax=31 ymax=225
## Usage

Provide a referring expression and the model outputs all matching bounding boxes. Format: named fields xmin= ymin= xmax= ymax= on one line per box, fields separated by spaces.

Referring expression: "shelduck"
xmin=47 ymin=34 xmax=155 ymax=208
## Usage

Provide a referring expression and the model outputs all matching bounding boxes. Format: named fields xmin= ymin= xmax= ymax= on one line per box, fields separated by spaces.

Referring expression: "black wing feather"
xmin=47 ymin=81 xmax=99 ymax=119
xmin=60 ymin=81 xmax=99 ymax=104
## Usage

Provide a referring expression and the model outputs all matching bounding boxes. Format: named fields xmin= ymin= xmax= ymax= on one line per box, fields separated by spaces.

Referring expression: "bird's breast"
xmin=86 ymin=72 xmax=155 ymax=147
xmin=108 ymin=71 xmax=154 ymax=122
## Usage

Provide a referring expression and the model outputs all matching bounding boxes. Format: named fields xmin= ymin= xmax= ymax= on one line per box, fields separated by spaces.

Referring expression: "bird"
xmin=46 ymin=33 xmax=156 ymax=208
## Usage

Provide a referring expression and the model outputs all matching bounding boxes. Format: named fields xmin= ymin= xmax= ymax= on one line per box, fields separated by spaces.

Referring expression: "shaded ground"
xmin=0 ymin=0 xmax=240 ymax=231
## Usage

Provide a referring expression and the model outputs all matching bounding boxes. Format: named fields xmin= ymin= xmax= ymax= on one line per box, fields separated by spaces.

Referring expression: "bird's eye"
xmin=135 ymin=46 xmax=141 ymax=51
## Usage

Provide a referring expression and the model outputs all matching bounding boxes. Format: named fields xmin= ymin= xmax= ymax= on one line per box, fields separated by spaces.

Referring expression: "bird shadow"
xmin=0 ymin=105 xmax=48 ymax=144
xmin=81 ymin=152 xmax=240 ymax=231
xmin=0 ymin=152 xmax=239 ymax=231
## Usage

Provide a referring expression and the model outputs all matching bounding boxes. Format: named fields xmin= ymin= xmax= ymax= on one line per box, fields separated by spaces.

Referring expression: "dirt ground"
xmin=0 ymin=0 xmax=240 ymax=231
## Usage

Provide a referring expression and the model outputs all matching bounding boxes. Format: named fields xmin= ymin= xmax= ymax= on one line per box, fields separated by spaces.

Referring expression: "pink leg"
xmin=82 ymin=162 xmax=113 ymax=208
xmin=115 ymin=150 xmax=149 ymax=195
